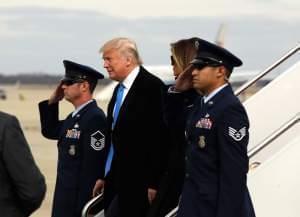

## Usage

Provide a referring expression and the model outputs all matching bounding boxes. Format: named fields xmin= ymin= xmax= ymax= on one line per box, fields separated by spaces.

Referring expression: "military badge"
xmin=68 ymin=145 xmax=76 ymax=156
xmin=228 ymin=127 xmax=247 ymax=141
xmin=66 ymin=129 xmax=81 ymax=139
xmin=91 ymin=130 xmax=105 ymax=151
xmin=195 ymin=118 xmax=213 ymax=129
xmin=198 ymin=136 xmax=206 ymax=148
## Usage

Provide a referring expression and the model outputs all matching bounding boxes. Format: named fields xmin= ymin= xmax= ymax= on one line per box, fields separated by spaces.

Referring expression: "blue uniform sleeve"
xmin=76 ymin=111 xmax=107 ymax=214
xmin=38 ymin=100 xmax=64 ymax=140
xmin=216 ymin=103 xmax=250 ymax=217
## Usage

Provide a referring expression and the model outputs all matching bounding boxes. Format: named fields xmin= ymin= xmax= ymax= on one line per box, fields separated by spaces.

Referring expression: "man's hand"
xmin=92 ymin=179 xmax=104 ymax=197
xmin=148 ymin=188 xmax=157 ymax=204
xmin=48 ymin=82 xmax=64 ymax=105
xmin=174 ymin=64 xmax=194 ymax=92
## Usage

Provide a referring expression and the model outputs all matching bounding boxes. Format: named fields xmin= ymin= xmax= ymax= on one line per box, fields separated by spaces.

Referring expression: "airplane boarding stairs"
xmin=82 ymin=44 xmax=300 ymax=217
xmin=242 ymin=50 xmax=300 ymax=216
xmin=244 ymin=60 xmax=300 ymax=151
xmin=248 ymin=114 xmax=300 ymax=217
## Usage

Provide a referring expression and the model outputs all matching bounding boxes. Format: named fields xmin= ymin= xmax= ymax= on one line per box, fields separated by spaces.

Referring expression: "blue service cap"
xmin=190 ymin=39 xmax=242 ymax=70
xmin=62 ymin=60 xmax=104 ymax=82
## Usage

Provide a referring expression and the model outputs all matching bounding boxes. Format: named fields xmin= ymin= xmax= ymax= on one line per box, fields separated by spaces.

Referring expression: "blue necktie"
xmin=105 ymin=83 xmax=125 ymax=176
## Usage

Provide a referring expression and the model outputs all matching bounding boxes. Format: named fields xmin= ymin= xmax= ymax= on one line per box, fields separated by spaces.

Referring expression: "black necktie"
xmin=200 ymin=97 xmax=205 ymax=108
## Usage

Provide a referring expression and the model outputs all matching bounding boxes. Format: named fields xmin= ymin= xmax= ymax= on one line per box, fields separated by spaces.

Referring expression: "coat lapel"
xmin=75 ymin=100 xmax=97 ymax=118
xmin=206 ymin=85 xmax=233 ymax=108
xmin=112 ymin=67 xmax=146 ymax=129
xmin=108 ymin=84 xmax=119 ymax=128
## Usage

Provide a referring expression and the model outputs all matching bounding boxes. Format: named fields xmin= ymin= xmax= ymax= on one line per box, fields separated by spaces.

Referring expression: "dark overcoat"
xmin=147 ymin=88 xmax=198 ymax=217
xmin=0 ymin=111 xmax=46 ymax=217
xmin=104 ymin=66 xmax=168 ymax=217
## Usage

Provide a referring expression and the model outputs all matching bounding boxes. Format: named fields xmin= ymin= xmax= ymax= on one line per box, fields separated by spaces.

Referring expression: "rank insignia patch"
xmin=228 ymin=127 xmax=246 ymax=141
xmin=90 ymin=131 xmax=105 ymax=151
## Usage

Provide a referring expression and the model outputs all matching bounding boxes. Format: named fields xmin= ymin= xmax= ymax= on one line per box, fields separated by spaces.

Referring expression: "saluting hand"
xmin=49 ymin=82 xmax=64 ymax=104
xmin=174 ymin=64 xmax=194 ymax=92
xmin=147 ymin=188 xmax=157 ymax=204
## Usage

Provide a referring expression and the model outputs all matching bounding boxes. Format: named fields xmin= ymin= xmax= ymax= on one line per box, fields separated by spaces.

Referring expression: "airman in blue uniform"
xmin=38 ymin=60 xmax=108 ymax=217
xmin=174 ymin=39 xmax=256 ymax=217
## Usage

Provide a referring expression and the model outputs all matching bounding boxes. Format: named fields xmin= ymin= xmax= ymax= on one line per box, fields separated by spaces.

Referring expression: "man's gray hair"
xmin=100 ymin=37 xmax=143 ymax=65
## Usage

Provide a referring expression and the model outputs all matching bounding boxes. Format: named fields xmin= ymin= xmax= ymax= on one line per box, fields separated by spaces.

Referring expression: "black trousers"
xmin=105 ymin=195 xmax=120 ymax=217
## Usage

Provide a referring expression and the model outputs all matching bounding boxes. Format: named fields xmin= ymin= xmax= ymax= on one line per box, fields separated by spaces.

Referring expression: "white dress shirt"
xmin=113 ymin=66 xmax=140 ymax=113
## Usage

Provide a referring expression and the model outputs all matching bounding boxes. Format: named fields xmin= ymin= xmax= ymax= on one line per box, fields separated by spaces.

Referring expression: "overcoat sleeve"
xmin=2 ymin=115 xmax=46 ymax=216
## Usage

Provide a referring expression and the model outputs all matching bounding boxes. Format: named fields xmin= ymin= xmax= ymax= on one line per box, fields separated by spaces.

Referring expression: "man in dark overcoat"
xmin=93 ymin=37 xmax=168 ymax=217
xmin=0 ymin=111 xmax=46 ymax=217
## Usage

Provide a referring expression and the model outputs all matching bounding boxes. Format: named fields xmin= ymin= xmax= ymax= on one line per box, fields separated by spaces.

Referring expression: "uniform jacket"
xmin=0 ymin=111 xmax=46 ymax=217
xmin=38 ymin=100 xmax=107 ymax=217
xmin=177 ymin=85 xmax=256 ymax=217
xmin=104 ymin=66 xmax=168 ymax=217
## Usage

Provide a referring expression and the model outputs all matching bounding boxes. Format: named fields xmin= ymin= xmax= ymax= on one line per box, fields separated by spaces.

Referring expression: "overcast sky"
xmin=0 ymin=0 xmax=299 ymax=75
xmin=1 ymin=0 xmax=299 ymax=19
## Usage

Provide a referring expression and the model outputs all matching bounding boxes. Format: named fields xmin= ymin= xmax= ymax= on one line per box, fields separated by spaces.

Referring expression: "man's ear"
xmin=216 ymin=66 xmax=226 ymax=79
xmin=81 ymin=81 xmax=90 ymax=92
xmin=125 ymin=56 xmax=133 ymax=67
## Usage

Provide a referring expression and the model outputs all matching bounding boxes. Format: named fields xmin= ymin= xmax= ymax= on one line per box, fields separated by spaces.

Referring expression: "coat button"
xmin=185 ymin=173 xmax=190 ymax=178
